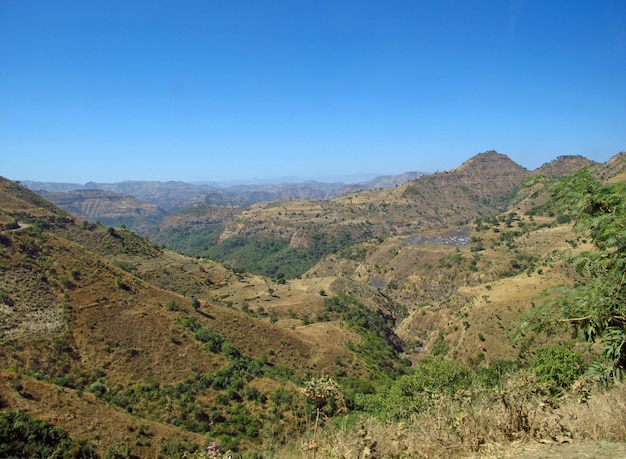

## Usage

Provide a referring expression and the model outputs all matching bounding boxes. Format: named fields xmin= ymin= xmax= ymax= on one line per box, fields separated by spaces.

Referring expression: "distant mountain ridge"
xmin=22 ymin=171 xmax=426 ymax=214
xmin=36 ymin=189 xmax=166 ymax=233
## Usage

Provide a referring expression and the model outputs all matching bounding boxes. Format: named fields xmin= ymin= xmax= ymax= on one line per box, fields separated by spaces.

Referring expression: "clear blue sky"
xmin=1 ymin=0 xmax=625 ymax=183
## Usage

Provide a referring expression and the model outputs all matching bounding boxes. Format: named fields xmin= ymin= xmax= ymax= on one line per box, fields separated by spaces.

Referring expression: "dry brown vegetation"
xmin=287 ymin=377 xmax=626 ymax=458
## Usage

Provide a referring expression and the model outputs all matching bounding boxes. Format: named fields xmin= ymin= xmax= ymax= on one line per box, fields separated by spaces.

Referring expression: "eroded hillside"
xmin=3 ymin=150 xmax=626 ymax=457
xmin=38 ymin=189 xmax=166 ymax=232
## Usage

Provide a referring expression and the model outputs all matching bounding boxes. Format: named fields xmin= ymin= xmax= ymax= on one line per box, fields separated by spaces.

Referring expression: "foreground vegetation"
xmin=289 ymin=376 xmax=626 ymax=458
xmin=521 ymin=169 xmax=626 ymax=382
xmin=3 ymin=352 xmax=624 ymax=458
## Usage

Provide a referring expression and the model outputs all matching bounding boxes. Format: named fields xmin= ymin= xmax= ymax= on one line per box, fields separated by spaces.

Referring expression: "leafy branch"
xmin=519 ymin=168 xmax=626 ymax=382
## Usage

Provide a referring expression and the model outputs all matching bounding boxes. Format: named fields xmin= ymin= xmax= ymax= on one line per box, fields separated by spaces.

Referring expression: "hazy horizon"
xmin=21 ymin=169 xmax=420 ymax=187
xmin=2 ymin=1 xmax=625 ymax=183
xmin=17 ymin=149 xmax=622 ymax=188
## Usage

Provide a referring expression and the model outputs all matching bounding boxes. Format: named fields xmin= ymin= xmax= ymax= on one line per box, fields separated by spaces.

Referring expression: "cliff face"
xmin=39 ymin=190 xmax=166 ymax=220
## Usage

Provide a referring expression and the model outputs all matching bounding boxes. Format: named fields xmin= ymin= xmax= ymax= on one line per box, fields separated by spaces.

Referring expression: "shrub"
xmin=115 ymin=277 xmax=130 ymax=291
xmin=0 ymin=410 xmax=97 ymax=458
xmin=302 ymin=376 xmax=345 ymax=417
xmin=531 ymin=344 xmax=584 ymax=396
xmin=520 ymin=170 xmax=626 ymax=381
xmin=88 ymin=381 xmax=107 ymax=398
xmin=221 ymin=341 xmax=240 ymax=359
xmin=59 ymin=276 xmax=71 ymax=289
xmin=194 ymin=327 xmax=224 ymax=353
xmin=269 ymin=312 xmax=278 ymax=324
xmin=113 ymin=260 xmax=136 ymax=273
xmin=432 ymin=333 xmax=449 ymax=356
xmin=181 ymin=315 xmax=201 ymax=331
xmin=356 ymin=357 xmax=473 ymax=420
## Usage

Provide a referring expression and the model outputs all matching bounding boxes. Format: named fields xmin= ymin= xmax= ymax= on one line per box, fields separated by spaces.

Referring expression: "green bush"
xmin=88 ymin=381 xmax=106 ymax=398
xmin=181 ymin=315 xmax=201 ymax=332
xmin=531 ymin=344 xmax=584 ymax=396
xmin=520 ymin=170 xmax=626 ymax=380
xmin=221 ymin=341 xmax=241 ymax=359
xmin=194 ymin=327 xmax=225 ymax=353
xmin=0 ymin=411 xmax=97 ymax=458
xmin=165 ymin=299 xmax=179 ymax=311
xmin=355 ymin=357 xmax=473 ymax=420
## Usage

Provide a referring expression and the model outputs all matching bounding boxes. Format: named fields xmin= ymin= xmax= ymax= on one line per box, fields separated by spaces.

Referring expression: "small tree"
xmin=519 ymin=169 xmax=626 ymax=382
xmin=302 ymin=376 xmax=345 ymax=417
xmin=269 ymin=312 xmax=278 ymax=324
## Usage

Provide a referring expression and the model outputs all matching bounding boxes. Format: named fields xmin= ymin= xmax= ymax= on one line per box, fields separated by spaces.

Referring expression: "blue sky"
xmin=1 ymin=1 xmax=625 ymax=183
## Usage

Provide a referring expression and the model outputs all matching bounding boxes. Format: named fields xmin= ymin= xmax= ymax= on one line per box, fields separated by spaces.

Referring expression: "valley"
xmin=1 ymin=151 xmax=626 ymax=458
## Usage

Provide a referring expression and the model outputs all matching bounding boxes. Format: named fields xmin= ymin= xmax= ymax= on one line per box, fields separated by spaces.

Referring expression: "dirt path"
xmin=0 ymin=222 xmax=30 ymax=232
xmin=495 ymin=440 xmax=626 ymax=458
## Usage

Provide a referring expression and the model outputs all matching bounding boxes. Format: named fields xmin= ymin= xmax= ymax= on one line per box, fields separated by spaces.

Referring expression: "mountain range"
xmin=22 ymin=171 xmax=425 ymax=213
xmin=2 ymin=150 xmax=625 ymax=457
